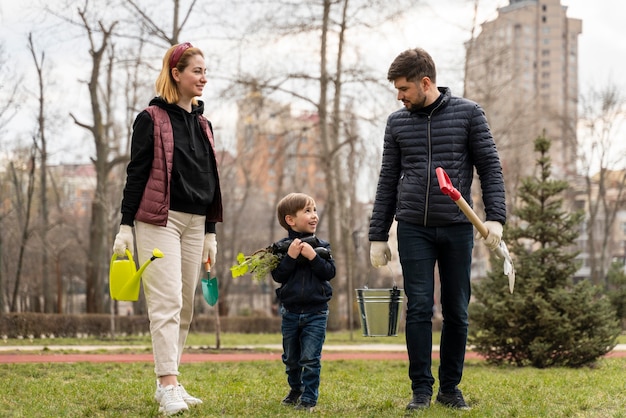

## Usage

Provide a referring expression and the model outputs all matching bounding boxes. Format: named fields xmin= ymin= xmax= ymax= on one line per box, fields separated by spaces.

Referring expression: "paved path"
xmin=0 ymin=344 xmax=624 ymax=364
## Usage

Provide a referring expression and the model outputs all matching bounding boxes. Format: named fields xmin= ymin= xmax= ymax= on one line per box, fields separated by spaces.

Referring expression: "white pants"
xmin=135 ymin=210 xmax=204 ymax=377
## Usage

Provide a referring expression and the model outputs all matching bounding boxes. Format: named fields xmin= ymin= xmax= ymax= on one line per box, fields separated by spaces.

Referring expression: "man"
xmin=369 ymin=48 xmax=506 ymax=411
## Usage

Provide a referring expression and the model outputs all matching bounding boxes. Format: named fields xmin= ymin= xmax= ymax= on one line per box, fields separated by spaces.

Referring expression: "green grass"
xmin=2 ymin=332 xmax=626 ymax=416
xmin=5 ymin=330 xmax=625 ymax=351
xmin=2 ymin=358 xmax=626 ymax=417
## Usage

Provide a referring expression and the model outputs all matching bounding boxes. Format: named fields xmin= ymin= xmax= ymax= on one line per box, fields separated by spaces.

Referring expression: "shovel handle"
xmin=454 ymin=196 xmax=489 ymax=238
xmin=436 ymin=167 xmax=489 ymax=238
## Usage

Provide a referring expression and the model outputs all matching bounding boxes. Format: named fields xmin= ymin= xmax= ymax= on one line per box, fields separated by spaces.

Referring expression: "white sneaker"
xmin=157 ymin=384 xmax=188 ymax=415
xmin=155 ymin=381 xmax=203 ymax=406
xmin=178 ymin=384 xmax=203 ymax=406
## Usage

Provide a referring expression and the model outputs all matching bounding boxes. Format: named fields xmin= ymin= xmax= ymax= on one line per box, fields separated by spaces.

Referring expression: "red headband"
xmin=169 ymin=42 xmax=193 ymax=69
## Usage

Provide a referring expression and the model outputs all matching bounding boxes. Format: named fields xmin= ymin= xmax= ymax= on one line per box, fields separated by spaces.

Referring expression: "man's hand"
xmin=479 ymin=221 xmax=503 ymax=251
xmin=370 ymin=241 xmax=391 ymax=268
xmin=113 ymin=225 xmax=134 ymax=256
xmin=203 ymin=233 xmax=217 ymax=268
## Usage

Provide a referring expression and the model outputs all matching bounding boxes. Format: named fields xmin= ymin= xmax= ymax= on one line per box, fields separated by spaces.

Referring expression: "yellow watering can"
xmin=109 ymin=248 xmax=164 ymax=301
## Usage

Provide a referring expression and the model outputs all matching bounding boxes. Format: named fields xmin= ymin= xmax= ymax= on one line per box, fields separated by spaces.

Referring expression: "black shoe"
xmin=294 ymin=401 xmax=316 ymax=412
xmin=281 ymin=389 xmax=303 ymax=406
xmin=436 ymin=390 xmax=470 ymax=410
xmin=406 ymin=393 xmax=431 ymax=410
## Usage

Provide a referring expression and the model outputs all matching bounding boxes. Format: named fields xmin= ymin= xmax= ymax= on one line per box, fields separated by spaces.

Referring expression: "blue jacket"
xmin=369 ymin=87 xmax=506 ymax=241
xmin=272 ymin=230 xmax=335 ymax=313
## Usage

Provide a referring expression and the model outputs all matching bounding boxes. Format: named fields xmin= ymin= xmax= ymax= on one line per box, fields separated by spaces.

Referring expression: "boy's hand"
xmin=299 ymin=241 xmax=316 ymax=260
xmin=287 ymin=238 xmax=302 ymax=259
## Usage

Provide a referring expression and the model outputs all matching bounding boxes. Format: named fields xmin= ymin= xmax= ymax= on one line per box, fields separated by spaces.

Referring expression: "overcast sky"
xmin=0 ymin=0 xmax=624 ymax=164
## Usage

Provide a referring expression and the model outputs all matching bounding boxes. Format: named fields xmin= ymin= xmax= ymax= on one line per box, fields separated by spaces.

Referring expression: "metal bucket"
xmin=355 ymin=286 xmax=404 ymax=337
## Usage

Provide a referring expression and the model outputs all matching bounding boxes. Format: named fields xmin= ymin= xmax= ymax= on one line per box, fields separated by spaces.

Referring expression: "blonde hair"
xmin=277 ymin=193 xmax=316 ymax=231
xmin=155 ymin=43 xmax=204 ymax=105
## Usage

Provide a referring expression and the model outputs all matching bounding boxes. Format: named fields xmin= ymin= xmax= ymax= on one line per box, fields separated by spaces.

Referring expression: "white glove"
xmin=478 ymin=221 xmax=503 ymax=251
xmin=202 ymin=233 xmax=217 ymax=267
xmin=113 ymin=225 xmax=134 ymax=257
xmin=370 ymin=241 xmax=391 ymax=268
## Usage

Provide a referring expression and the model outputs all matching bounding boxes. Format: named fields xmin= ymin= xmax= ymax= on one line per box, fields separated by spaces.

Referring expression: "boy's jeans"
xmin=280 ymin=305 xmax=329 ymax=405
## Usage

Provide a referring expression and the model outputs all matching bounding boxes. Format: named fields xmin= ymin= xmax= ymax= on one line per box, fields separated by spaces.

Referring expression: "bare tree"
xmin=26 ymin=33 xmax=56 ymax=313
xmin=578 ymin=85 xmax=626 ymax=286
xmin=225 ymin=0 xmax=414 ymax=328
xmin=9 ymin=151 xmax=37 ymax=312
xmin=0 ymin=42 xmax=20 ymax=134
xmin=68 ymin=4 xmax=119 ymax=313
xmin=0 ymin=42 xmax=23 ymax=314
xmin=124 ymin=0 xmax=198 ymax=46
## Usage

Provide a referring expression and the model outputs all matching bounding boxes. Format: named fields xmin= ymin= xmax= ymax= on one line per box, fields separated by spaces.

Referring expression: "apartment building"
xmin=465 ymin=2 xmax=626 ymax=286
xmin=465 ymin=0 xmax=582 ymax=190
xmin=235 ymin=86 xmax=327 ymax=207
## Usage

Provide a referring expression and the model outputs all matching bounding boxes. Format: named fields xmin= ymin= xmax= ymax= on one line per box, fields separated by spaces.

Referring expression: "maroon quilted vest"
xmin=135 ymin=105 xmax=223 ymax=226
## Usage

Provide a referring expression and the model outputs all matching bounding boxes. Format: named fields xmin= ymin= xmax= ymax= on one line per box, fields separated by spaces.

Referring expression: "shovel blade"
xmin=202 ymin=275 xmax=219 ymax=306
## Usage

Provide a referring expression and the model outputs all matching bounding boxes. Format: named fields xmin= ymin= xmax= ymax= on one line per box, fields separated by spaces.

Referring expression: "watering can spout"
xmin=109 ymin=248 xmax=163 ymax=301
xmin=134 ymin=248 xmax=164 ymax=279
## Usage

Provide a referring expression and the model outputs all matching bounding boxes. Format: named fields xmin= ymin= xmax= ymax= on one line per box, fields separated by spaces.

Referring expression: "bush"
xmin=0 ymin=313 xmax=281 ymax=338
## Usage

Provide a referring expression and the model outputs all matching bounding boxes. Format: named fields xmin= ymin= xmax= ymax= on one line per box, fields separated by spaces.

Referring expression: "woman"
xmin=113 ymin=42 xmax=223 ymax=415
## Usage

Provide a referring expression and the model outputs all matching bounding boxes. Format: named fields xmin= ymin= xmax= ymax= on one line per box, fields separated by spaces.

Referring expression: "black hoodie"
xmin=121 ymin=97 xmax=217 ymax=232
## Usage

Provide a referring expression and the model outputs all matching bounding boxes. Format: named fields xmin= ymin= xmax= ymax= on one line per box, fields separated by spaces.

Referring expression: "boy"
xmin=271 ymin=193 xmax=336 ymax=412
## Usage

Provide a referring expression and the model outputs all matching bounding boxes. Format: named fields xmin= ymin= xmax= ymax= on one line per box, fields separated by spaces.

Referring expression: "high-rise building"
xmin=465 ymin=0 xmax=582 ymax=191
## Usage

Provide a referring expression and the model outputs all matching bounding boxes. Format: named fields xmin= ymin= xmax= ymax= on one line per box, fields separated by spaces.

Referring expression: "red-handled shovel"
xmin=436 ymin=167 xmax=515 ymax=293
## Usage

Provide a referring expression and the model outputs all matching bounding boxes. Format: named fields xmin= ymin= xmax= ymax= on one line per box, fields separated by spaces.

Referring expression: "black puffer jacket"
xmin=369 ymin=87 xmax=506 ymax=241
xmin=272 ymin=230 xmax=335 ymax=313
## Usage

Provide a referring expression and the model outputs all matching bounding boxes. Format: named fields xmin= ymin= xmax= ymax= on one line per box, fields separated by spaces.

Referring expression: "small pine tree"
xmin=607 ymin=260 xmax=626 ymax=324
xmin=469 ymin=134 xmax=621 ymax=368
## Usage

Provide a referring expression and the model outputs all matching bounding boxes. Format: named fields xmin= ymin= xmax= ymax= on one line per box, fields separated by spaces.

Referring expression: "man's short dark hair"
xmin=387 ymin=48 xmax=437 ymax=83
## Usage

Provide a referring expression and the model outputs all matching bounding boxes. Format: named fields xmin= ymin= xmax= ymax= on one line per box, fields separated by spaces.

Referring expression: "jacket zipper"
xmin=423 ymin=99 xmax=445 ymax=226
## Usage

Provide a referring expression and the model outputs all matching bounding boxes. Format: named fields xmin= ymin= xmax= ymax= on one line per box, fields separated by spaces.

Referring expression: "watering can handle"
xmin=110 ymin=248 xmax=134 ymax=263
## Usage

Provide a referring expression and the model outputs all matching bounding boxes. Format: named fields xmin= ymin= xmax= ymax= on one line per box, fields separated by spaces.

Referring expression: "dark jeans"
xmin=279 ymin=305 xmax=329 ymax=405
xmin=397 ymin=221 xmax=473 ymax=395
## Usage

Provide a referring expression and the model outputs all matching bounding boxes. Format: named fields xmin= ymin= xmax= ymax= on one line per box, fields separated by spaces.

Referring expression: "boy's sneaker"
xmin=294 ymin=401 xmax=316 ymax=413
xmin=281 ymin=389 xmax=303 ymax=406
xmin=436 ymin=390 xmax=471 ymax=410
xmin=158 ymin=384 xmax=189 ymax=415
xmin=155 ymin=381 xmax=203 ymax=406
xmin=406 ymin=393 xmax=431 ymax=410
